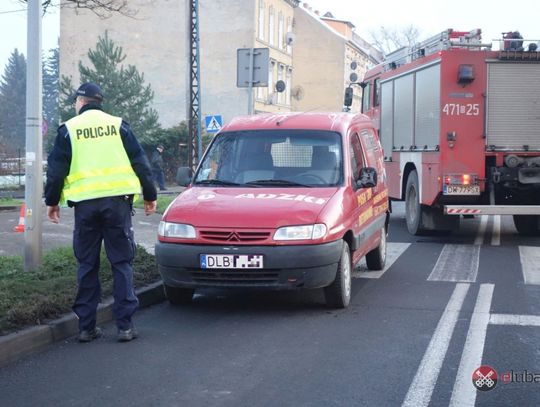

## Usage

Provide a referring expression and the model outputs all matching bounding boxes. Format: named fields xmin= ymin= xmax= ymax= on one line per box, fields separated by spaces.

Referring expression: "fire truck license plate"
xmin=444 ymin=185 xmax=480 ymax=195
xmin=200 ymin=254 xmax=264 ymax=269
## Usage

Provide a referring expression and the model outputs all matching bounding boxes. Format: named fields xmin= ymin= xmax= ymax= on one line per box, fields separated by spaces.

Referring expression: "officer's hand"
xmin=47 ymin=205 xmax=60 ymax=223
xmin=144 ymin=200 xmax=157 ymax=216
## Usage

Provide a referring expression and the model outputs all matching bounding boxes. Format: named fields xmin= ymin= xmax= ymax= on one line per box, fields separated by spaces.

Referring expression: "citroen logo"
xmin=227 ymin=232 xmax=240 ymax=241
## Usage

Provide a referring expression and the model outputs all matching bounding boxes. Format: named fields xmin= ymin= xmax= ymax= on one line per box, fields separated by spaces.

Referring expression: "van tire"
xmin=324 ymin=241 xmax=352 ymax=308
xmin=513 ymin=215 xmax=540 ymax=236
xmin=366 ymin=226 xmax=387 ymax=271
xmin=164 ymin=285 xmax=195 ymax=305
xmin=405 ymin=170 xmax=426 ymax=235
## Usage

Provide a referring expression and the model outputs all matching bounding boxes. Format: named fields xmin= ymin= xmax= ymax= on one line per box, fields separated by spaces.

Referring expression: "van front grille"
xmin=199 ymin=229 xmax=271 ymax=243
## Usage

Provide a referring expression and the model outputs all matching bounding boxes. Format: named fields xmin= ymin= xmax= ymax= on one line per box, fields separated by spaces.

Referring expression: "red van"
xmin=155 ymin=112 xmax=389 ymax=308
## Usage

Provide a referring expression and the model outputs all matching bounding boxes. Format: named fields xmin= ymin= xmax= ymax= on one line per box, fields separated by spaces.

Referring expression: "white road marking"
xmin=427 ymin=244 xmax=480 ymax=282
xmin=474 ymin=215 xmax=488 ymax=245
xmin=402 ymin=283 xmax=470 ymax=407
xmin=490 ymin=313 xmax=540 ymax=327
xmin=353 ymin=242 xmax=411 ymax=279
xmin=138 ymin=221 xmax=153 ymax=226
xmin=491 ymin=215 xmax=500 ymax=246
xmin=449 ymin=284 xmax=494 ymax=407
xmin=519 ymin=246 xmax=540 ymax=285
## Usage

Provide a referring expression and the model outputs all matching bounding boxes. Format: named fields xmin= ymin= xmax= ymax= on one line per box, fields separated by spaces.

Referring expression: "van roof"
xmin=220 ymin=112 xmax=372 ymax=134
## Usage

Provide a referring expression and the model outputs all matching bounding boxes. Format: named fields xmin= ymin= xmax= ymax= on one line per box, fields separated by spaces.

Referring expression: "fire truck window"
xmin=373 ymin=79 xmax=380 ymax=107
xmin=349 ymin=133 xmax=365 ymax=184
xmin=362 ymin=82 xmax=371 ymax=112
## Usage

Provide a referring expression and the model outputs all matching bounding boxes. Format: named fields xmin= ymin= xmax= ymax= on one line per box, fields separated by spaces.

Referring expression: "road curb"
xmin=0 ymin=280 xmax=166 ymax=368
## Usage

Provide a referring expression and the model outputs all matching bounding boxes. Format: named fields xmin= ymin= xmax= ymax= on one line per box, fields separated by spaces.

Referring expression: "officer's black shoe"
xmin=78 ymin=327 xmax=103 ymax=343
xmin=117 ymin=327 xmax=138 ymax=342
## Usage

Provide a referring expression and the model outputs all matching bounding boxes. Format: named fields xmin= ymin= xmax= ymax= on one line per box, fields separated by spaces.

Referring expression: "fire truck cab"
xmin=357 ymin=28 xmax=540 ymax=235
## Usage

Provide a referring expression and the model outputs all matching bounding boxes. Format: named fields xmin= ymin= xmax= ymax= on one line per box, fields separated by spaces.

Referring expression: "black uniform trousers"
xmin=72 ymin=196 xmax=139 ymax=331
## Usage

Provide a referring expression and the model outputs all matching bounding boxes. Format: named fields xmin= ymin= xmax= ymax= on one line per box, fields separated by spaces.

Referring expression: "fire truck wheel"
xmin=366 ymin=226 xmax=387 ymax=270
xmin=324 ymin=241 xmax=352 ymax=308
xmin=164 ymin=285 xmax=195 ymax=305
xmin=405 ymin=170 xmax=426 ymax=235
xmin=513 ymin=215 xmax=540 ymax=236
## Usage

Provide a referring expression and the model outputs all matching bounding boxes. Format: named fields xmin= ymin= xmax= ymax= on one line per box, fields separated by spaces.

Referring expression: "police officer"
xmin=45 ymin=82 xmax=157 ymax=343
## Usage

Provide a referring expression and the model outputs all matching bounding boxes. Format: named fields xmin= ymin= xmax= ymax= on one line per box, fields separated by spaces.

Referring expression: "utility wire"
xmin=0 ymin=9 xmax=27 ymax=14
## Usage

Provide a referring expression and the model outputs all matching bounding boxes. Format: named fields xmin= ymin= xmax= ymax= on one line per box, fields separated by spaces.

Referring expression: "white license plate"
xmin=443 ymin=185 xmax=480 ymax=195
xmin=200 ymin=254 xmax=264 ymax=269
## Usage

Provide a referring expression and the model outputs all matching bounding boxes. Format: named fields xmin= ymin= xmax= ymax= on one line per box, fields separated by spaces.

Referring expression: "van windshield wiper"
xmin=194 ymin=179 xmax=241 ymax=186
xmin=245 ymin=179 xmax=312 ymax=187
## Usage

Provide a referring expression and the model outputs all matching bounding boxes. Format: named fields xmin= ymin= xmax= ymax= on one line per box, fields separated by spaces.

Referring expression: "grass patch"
xmin=0 ymin=245 xmax=159 ymax=335
xmin=133 ymin=194 xmax=176 ymax=214
xmin=0 ymin=197 xmax=23 ymax=206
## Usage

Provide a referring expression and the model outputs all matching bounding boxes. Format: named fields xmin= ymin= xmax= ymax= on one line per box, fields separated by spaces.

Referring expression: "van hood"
xmin=164 ymin=187 xmax=339 ymax=228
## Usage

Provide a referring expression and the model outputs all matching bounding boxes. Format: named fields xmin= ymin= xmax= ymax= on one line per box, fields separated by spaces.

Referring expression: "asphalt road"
xmin=1 ymin=202 xmax=539 ymax=406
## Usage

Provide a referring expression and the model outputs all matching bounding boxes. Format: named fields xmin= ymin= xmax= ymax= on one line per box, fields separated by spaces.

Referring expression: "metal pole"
xmin=24 ymin=0 xmax=43 ymax=270
xmin=247 ymin=48 xmax=254 ymax=115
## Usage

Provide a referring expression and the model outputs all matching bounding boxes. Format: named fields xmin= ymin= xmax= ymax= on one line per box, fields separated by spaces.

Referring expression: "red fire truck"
xmin=357 ymin=28 xmax=540 ymax=235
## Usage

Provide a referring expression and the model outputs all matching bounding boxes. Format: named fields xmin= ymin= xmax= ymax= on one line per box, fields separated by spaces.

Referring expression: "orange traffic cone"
xmin=13 ymin=203 xmax=25 ymax=233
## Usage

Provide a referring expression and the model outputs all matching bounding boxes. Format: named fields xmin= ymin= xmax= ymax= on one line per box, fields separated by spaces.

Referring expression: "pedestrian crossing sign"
xmin=205 ymin=115 xmax=223 ymax=133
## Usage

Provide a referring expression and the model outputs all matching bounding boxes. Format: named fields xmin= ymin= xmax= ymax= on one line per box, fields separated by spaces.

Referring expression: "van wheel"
xmin=513 ymin=215 xmax=540 ymax=236
xmin=366 ymin=226 xmax=387 ymax=271
xmin=164 ymin=285 xmax=195 ymax=305
xmin=405 ymin=170 xmax=426 ymax=235
xmin=324 ymin=241 xmax=352 ymax=308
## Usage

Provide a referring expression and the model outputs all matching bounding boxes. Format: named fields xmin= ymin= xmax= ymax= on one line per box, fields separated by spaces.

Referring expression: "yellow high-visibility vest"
xmin=62 ymin=109 xmax=141 ymax=204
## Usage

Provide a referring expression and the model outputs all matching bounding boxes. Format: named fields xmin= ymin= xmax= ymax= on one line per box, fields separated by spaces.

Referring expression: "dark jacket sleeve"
xmin=44 ymin=124 xmax=71 ymax=206
xmin=120 ymin=121 xmax=157 ymax=201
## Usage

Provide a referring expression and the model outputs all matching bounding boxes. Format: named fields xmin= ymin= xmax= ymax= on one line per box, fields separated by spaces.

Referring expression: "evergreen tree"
xmin=43 ymin=47 xmax=59 ymax=151
xmin=43 ymin=48 xmax=59 ymax=125
xmin=59 ymin=32 xmax=160 ymax=145
xmin=0 ymin=49 xmax=27 ymax=153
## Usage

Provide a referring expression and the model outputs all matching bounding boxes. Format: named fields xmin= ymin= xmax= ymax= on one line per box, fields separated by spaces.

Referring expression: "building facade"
xmin=291 ymin=4 xmax=382 ymax=113
xmin=59 ymin=0 xmax=378 ymax=128
xmin=60 ymin=0 xmax=299 ymax=128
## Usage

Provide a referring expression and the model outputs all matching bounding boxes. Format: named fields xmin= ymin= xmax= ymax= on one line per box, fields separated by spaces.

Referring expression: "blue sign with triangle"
xmin=205 ymin=115 xmax=223 ymax=133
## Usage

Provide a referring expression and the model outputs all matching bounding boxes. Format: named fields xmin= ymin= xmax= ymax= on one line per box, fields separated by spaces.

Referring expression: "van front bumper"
xmin=155 ymin=240 xmax=343 ymax=290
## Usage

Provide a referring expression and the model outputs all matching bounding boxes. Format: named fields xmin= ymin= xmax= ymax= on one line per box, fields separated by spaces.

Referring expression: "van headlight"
xmin=273 ymin=224 xmax=327 ymax=240
xmin=158 ymin=221 xmax=196 ymax=238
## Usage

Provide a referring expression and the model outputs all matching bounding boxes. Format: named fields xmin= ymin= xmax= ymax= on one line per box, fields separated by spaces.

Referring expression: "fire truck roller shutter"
xmin=415 ymin=64 xmax=441 ymax=150
xmin=486 ymin=63 xmax=540 ymax=150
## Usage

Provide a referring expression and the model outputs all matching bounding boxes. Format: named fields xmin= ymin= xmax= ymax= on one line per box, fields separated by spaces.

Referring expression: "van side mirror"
xmin=357 ymin=167 xmax=377 ymax=188
xmin=176 ymin=166 xmax=193 ymax=187
xmin=344 ymin=86 xmax=353 ymax=107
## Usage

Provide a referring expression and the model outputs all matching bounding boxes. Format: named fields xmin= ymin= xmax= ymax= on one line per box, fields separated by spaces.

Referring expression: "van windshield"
xmin=193 ymin=130 xmax=343 ymax=187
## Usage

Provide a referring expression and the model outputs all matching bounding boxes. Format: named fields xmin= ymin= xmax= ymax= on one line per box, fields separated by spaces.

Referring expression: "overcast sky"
xmin=1 ymin=0 xmax=539 ymax=73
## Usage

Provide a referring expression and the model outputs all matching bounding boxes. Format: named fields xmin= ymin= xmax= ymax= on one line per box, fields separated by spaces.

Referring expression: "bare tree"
xmin=369 ymin=25 xmax=421 ymax=56
xmin=20 ymin=0 xmax=136 ymax=18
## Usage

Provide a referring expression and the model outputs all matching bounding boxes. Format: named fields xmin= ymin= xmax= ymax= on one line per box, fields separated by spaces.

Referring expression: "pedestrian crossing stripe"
xmin=354 ymin=242 xmax=540 ymax=285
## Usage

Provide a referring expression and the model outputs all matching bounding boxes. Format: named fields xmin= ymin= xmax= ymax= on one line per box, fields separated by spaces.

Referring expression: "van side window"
xmin=349 ymin=133 xmax=365 ymax=187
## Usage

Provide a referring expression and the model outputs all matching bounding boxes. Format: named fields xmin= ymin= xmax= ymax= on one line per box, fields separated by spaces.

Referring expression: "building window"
xmin=269 ymin=60 xmax=275 ymax=103
xmin=278 ymin=12 xmax=284 ymax=50
xmin=269 ymin=6 xmax=275 ymax=47
xmin=258 ymin=0 xmax=265 ymax=40
xmin=286 ymin=67 xmax=292 ymax=106
xmin=277 ymin=63 xmax=284 ymax=104
xmin=286 ymin=17 xmax=292 ymax=54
